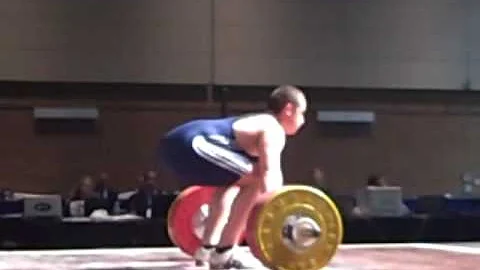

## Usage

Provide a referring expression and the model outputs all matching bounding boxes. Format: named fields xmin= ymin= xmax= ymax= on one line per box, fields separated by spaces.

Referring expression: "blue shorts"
xmin=158 ymin=134 xmax=256 ymax=187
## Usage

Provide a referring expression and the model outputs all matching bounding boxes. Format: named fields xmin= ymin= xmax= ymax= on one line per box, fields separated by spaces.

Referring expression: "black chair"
xmin=331 ymin=194 xmax=356 ymax=218
xmin=414 ymin=195 xmax=449 ymax=216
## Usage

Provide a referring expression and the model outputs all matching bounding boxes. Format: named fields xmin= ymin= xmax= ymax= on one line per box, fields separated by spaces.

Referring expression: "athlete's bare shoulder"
xmin=232 ymin=112 xmax=286 ymax=156
xmin=233 ymin=113 xmax=284 ymax=134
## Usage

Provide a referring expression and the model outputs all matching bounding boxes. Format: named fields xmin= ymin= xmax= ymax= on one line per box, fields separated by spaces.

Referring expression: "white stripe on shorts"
xmin=191 ymin=135 xmax=253 ymax=176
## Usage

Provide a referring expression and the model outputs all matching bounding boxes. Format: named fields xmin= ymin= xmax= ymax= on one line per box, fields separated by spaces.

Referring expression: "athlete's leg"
xmin=193 ymin=185 xmax=240 ymax=266
xmin=186 ymin=135 xmax=265 ymax=268
xmin=208 ymin=172 xmax=267 ymax=269
xmin=201 ymin=185 xmax=240 ymax=246
xmin=216 ymin=174 xmax=262 ymax=247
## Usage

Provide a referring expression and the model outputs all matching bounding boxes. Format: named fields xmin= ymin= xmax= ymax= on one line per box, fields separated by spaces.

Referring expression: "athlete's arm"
xmin=256 ymin=124 xmax=285 ymax=192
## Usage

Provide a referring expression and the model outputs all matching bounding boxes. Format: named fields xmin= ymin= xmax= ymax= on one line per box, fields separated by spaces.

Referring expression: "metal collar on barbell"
xmin=282 ymin=215 xmax=322 ymax=253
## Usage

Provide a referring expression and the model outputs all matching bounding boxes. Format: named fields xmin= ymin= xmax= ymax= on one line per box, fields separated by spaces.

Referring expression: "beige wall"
xmin=0 ymin=0 xmax=212 ymax=83
xmin=2 ymin=0 xmax=480 ymax=89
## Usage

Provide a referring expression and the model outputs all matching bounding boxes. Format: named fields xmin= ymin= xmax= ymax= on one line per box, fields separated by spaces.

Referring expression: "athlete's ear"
xmin=283 ymin=102 xmax=294 ymax=116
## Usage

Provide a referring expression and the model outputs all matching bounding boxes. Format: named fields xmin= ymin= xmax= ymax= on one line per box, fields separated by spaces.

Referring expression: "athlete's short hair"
xmin=267 ymin=85 xmax=306 ymax=114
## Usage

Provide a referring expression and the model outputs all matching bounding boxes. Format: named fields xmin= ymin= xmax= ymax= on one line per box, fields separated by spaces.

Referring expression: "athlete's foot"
xmin=209 ymin=246 xmax=259 ymax=269
xmin=194 ymin=246 xmax=213 ymax=266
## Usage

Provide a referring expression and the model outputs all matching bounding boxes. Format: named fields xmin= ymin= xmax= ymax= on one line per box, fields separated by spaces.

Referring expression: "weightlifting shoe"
xmin=194 ymin=246 xmax=213 ymax=266
xmin=209 ymin=246 xmax=259 ymax=269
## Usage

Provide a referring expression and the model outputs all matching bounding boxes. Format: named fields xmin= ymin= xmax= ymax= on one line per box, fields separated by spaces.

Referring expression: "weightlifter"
xmin=159 ymin=85 xmax=307 ymax=269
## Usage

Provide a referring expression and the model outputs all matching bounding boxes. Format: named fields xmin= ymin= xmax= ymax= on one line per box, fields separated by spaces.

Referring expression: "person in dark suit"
xmin=128 ymin=172 xmax=160 ymax=218
xmin=93 ymin=172 xmax=118 ymax=215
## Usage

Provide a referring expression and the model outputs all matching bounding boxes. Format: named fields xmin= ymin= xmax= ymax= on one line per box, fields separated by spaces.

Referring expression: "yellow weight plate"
xmin=247 ymin=185 xmax=343 ymax=270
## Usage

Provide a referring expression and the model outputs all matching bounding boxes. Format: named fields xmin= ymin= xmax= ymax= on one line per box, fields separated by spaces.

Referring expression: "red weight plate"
xmin=168 ymin=185 xmax=217 ymax=256
xmin=168 ymin=185 xmax=248 ymax=256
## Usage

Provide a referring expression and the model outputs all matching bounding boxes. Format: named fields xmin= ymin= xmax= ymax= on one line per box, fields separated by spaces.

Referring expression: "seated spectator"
xmin=312 ymin=167 xmax=331 ymax=195
xmin=117 ymin=174 xmax=145 ymax=212
xmin=69 ymin=175 xmax=97 ymax=201
xmin=0 ymin=188 xmax=15 ymax=201
xmin=94 ymin=172 xmax=118 ymax=214
xmin=128 ymin=172 xmax=160 ymax=218
xmin=145 ymin=170 xmax=158 ymax=185
xmin=366 ymin=174 xmax=388 ymax=187
xmin=352 ymin=174 xmax=410 ymax=217
xmin=67 ymin=175 xmax=101 ymax=217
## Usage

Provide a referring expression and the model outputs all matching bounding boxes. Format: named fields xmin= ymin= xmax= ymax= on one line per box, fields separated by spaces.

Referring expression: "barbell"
xmin=167 ymin=185 xmax=343 ymax=270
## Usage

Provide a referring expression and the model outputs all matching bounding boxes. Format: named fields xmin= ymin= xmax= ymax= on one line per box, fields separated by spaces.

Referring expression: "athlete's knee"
xmin=215 ymin=186 xmax=239 ymax=209
xmin=240 ymin=176 xmax=265 ymax=194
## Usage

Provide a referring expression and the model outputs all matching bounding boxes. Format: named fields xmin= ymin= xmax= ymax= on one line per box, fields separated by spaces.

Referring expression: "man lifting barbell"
xmin=169 ymin=184 xmax=343 ymax=270
xmin=159 ymin=85 xmax=308 ymax=269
